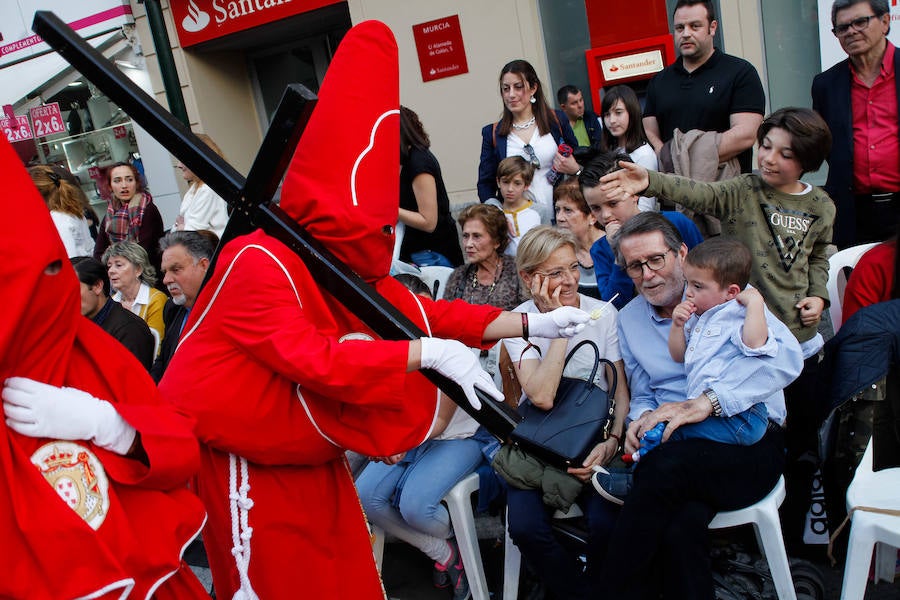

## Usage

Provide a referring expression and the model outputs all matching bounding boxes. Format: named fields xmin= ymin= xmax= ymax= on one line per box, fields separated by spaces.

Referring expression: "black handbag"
xmin=510 ymin=339 xmax=616 ymax=469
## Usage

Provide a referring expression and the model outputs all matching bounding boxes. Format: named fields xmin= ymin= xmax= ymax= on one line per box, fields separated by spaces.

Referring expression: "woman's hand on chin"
xmin=530 ymin=273 xmax=563 ymax=313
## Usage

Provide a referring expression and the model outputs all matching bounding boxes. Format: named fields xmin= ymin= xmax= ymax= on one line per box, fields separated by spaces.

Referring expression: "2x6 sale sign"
xmin=30 ymin=103 xmax=66 ymax=137
xmin=2 ymin=102 xmax=65 ymax=143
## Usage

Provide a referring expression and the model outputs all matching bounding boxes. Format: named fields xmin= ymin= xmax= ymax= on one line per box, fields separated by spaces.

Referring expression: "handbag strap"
xmin=562 ymin=340 xmax=618 ymax=396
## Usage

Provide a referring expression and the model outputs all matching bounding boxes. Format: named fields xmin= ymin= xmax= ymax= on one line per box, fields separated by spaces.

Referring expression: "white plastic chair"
xmin=503 ymin=476 xmax=796 ymax=599
xmin=150 ymin=328 xmax=161 ymax=359
xmin=709 ymin=475 xmax=797 ymax=600
xmin=839 ymin=439 xmax=900 ymax=599
xmin=392 ymin=221 xmax=406 ymax=263
xmin=419 ymin=265 xmax=455 ymax=301
xmin=826 ymin=243 xmax=878 ymax=333
xmin=372 ymin=472 xmax=490 ymax=600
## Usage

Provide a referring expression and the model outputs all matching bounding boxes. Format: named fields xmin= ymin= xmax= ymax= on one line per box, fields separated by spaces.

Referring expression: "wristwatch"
xmin=705 ymin=388 xmax=723 ymax=417
xmin=575 ymin=167 xmax=583 ymax=177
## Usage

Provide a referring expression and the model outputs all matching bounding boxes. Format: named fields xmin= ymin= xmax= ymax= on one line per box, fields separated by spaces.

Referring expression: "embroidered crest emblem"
xmin=31 ymin=442 xmax=110 ymax=530
xmin=761 ymin=203 xmax=819 ymax=271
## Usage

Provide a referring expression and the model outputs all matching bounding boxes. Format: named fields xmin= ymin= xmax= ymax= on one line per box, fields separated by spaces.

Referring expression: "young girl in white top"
xmin=601 ymin=85 xmax=659 ymax=212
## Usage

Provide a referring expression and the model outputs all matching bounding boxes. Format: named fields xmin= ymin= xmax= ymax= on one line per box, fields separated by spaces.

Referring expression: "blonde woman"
xmin=102 ymin=240 xmax=166 ymax=348
xmin=502 ymin=225 xmax=629 ymax=598
xmin=29 ymin=165 xmax=94 ymax=257
xmin=174 ymin=133 xmax=229 ymax=238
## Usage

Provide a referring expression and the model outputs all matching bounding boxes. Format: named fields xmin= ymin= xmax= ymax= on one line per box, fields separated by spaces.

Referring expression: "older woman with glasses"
xmin=501 ymin=225 xmax=629 ymax=599
xmin=102 ymin=240 xmax=167 ymax=348
xmin=478 ymin=59 xmax=580 ymax=223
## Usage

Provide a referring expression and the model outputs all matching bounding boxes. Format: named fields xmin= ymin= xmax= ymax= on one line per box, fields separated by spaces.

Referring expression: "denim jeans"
xmin=670 ymin=402 xmax=769 ymax=446
xmin=506 ymin=484 xmax=619 ymax=600
xmin=356 ymin=438 xmax=484 ymax=555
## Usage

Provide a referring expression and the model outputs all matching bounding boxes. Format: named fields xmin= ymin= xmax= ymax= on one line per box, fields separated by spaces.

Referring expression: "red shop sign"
xmin=113 ymin=125 xmax=127 ymax=139
xmin=1 ymin=115 xmax=34 ymax=143
xmin=170 ymin=0 xmax=343 ymax=48
xmin=412 ymin=15 xmax=469 ymax=83
xmin=30 ymin=103 xmax=67 ymax=137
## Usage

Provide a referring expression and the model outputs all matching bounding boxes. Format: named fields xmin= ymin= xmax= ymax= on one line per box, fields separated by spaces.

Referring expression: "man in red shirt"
xmin=813 ymin=0 xmax=900 ymax=247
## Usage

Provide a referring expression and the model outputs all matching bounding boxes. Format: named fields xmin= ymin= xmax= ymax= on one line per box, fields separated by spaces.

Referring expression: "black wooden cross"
xmin=32 ymin=11 xmax=521 ymax=440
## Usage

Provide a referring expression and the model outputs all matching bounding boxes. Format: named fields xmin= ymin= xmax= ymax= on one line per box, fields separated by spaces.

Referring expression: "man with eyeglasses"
xmin=581 ymin=150 xmax=703 ymax=309
xmin=597 ymin=211 xmax=803 ymax=598
xmin=813 ymin=0 xmax=899 ymax=247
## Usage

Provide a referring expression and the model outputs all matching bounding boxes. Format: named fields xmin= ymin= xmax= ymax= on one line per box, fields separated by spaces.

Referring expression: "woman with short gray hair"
xmin=102 ymin=240 xmax=167 ymax=349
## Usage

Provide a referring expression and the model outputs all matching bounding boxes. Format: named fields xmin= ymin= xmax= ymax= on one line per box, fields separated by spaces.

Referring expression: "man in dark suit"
xmin=556 ymin=85 xmax=603 ymax=149
xmin=72 ymin=256 xmax=154 ymax=370
xmin=150 ymin=231 xmax=214 ymax=382
xmin=812 ymin=0 xmax=900 ymax=248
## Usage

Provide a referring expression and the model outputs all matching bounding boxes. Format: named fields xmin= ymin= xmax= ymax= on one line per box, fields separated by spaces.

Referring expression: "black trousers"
xmin=855 ymin=192 xmax=900 ymax=245
xmin=598 ymin=428 xmax=785 ymax=600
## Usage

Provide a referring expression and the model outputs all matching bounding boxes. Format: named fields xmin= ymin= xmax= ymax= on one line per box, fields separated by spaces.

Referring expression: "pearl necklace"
xmin=512 ymin=116 xmax=536 ymax=130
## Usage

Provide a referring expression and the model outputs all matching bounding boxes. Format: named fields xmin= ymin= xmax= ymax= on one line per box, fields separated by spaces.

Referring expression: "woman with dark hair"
xmin=398 ymin=106 xmax=463 ymax=267
xmin=29 ymin=164 xmax=94 ymax=257
xmin=553 ymin=178 xmax=604 ymax=297
xmin=478 ymin=59 xmax=579 ymax=222
xmin=600 ymin=85 xmax=658 ymax=211
xmin=443 ymin=204 xmax=527 ymax=310
xmin=93 ymin=162 xmax=164 ymax=271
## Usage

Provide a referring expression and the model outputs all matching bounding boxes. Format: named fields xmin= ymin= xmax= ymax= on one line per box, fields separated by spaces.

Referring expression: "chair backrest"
xmin=419 ymin=265 xmax=455 ymax=300
xmin=150 ymin=327 xmax=161 ymax=358
xmin=826 ymin=243 xmax=878 ymax=334
xmin=392 ymin=221 xmax=406 ymax=263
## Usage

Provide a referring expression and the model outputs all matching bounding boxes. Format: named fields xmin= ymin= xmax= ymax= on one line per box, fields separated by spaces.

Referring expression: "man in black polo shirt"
xmin=642 ymin=0 xmax=766 ymax=175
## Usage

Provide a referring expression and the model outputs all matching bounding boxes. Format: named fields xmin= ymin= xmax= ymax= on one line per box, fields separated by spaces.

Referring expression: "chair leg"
xmin=753 ymin=505 xmax=798 ymax=600
xmin=503 ymin=513 xmax=521 ymax=600
xmin=841 ymin=522 xmax=875 ymax=600
xmin=372 ymin=525 xmax=385 ymax=572
xmin=874 ymin=542 xmax=897 ymax=583
xmin=445 ymin=485 xmax=490 ymax=600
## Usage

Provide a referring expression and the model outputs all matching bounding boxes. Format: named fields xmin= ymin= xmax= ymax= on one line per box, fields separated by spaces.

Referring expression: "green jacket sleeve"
xmin=645 ymin=170 xmax=749 ymax=217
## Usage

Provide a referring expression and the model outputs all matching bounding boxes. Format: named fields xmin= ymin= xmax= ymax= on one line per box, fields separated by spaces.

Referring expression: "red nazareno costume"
xmin=158 ymin=21 xmax=502 ymax=599
xmin=0 ymin=136 xmax=208 ymax=597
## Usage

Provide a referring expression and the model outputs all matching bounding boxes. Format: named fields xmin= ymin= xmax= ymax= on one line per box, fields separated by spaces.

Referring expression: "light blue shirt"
xmin=682 ymin=298 xmax=781 ymax=416
xmin=618 ymin=293 xmax=803 ymax=426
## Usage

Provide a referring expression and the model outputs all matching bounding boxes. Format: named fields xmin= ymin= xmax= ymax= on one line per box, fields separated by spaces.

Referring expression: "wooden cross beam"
xmin=32 ymin=11 xmax=521 ymax=440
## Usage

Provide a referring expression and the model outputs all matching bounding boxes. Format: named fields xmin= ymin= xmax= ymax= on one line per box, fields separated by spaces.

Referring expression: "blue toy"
xmin=621 ymin=422 xmax=666 ymax=464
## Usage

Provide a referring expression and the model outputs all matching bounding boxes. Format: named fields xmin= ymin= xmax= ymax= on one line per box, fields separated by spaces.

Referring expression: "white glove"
xmin=419 ymin=338 xmax=504 ymax=411
xmin=526 ymin=306 xmax=591 ymax=339
xmin=3 ymin=377 xmax=136 ymax=455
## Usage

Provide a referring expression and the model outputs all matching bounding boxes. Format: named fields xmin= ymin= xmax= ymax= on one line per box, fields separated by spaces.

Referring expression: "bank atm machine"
xmin=582 ymin=0 xmax=677 ymax=111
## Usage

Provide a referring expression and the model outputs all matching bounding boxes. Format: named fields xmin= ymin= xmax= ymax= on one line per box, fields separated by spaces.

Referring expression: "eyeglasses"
xmin=832 ymin=14 xmax=877 ymax=36
xmin=534 ymin=263 xmax=580 ymax=282
xmin=624 ymin=250 xmax=672 ymax=278
xmin=523 ymin=144 xmax=540 ymax=168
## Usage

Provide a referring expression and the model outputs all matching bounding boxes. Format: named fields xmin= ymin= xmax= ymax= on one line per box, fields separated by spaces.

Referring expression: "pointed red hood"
xmin=279 ymin=20 xmax=399 ymax=283
xmin=0 ymin=137 xmax=79 ymax=384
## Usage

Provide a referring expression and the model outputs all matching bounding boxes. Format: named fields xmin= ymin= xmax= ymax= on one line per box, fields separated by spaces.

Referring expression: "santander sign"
xmin=171 ymin=0 xmax=342 ymax=47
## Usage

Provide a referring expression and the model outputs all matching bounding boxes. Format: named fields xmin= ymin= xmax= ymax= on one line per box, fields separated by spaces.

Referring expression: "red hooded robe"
xmin=158 ymin=20 xmax=501 ymax=600
xmin=0 ymin=137 xmax=207 ymax=598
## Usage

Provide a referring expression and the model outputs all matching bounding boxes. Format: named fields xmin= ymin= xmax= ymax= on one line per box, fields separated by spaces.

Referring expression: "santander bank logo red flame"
xmin=182 ymin=0 xmax=211 ymax=32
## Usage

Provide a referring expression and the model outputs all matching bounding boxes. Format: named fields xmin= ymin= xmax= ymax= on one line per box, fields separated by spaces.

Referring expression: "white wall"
xmin=348 ymin=0 xmax=551 ymax=208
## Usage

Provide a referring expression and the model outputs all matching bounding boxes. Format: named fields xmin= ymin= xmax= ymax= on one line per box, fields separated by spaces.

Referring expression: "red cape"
xmin=0 ymin=134 xmax=206 ymax=598
xmin=159 ymin=20 xmax=500 ymax=599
